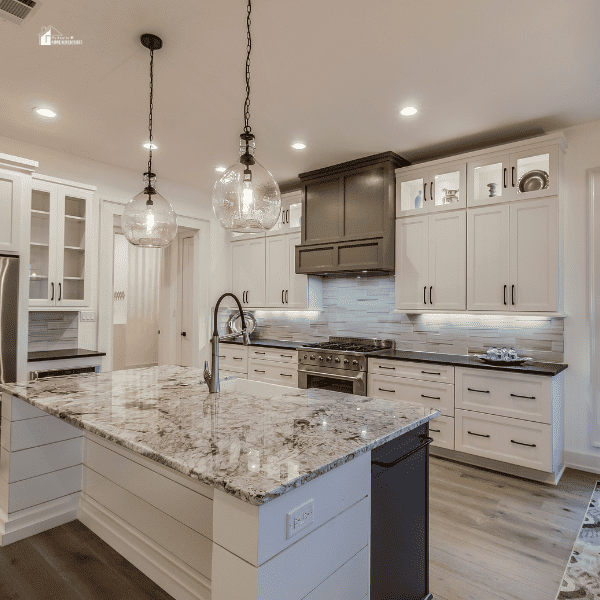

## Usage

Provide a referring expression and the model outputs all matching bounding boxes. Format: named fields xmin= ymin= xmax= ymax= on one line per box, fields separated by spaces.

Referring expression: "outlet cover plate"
xmin=286 ymin=499 xmax=314 ymax=539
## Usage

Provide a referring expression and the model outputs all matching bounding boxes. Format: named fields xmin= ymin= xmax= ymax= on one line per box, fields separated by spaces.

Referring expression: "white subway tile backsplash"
xmin=28 ymin=312 xmax=78 ymax=353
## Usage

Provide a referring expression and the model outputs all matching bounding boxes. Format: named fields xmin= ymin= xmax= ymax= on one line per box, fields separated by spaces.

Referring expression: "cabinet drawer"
xmin=455 ymin=409 xmax=552 ymax=472
xmin=368 ymin=358 xmax=454 ymax=384
xmin=218 ymin=344 xmax=248 ymax=373
xmin=249 ymin=348 xmax=298 ymax=364
xmin=248 ymin=359 xmax=298 ymax=387
xmin=456 ymin=367 xmax=551 ymax=423
xmin=219 ymin=370 xmax=247 ymax=380
xmin=428 ymin=415 xmax=454 ymax=450
xmin=367 ymin=374 xmax=454 ymax=417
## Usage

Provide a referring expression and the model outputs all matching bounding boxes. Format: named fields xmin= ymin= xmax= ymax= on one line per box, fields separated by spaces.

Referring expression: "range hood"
xmin=295 ymin=152 xmax=409 ymax=276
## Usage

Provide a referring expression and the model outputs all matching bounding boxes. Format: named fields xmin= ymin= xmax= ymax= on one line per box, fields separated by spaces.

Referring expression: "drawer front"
xmin=428 ymin=415 xmax=454 ymax=450
xmin=219 ymin=370 xmax=247 ymax=380
xmin=250 ymin=348 xmax=298 ymax=364
xmin=218 ymin=344 xmax=248 ymax=372
xmin=368 ymin=358 xmax=454 ymax=384
xmin=455 ymin=409 xmax=552 ymax=472
xmin=248 ymin=359 xmax=298 ymax=387
xmin=367 ymin=373 xmax=454 ymax=417
xmin=456 ymin=367 xmax=551 ymax=423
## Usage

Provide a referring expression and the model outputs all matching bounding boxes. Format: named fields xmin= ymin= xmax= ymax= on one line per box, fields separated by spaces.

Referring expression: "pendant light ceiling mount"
xmin=140 ymin=33 xmax=163 ymax=51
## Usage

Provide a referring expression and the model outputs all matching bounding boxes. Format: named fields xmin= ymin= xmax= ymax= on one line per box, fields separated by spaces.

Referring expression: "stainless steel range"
xmin=297 ymin=337 xmax=394 ymax=396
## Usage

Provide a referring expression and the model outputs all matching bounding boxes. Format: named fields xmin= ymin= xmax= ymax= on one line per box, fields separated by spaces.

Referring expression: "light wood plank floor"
xmin=0 ymin=457 xmax=595 ymax=599
xmin=429 ymin=455 xmax=598 ymax=600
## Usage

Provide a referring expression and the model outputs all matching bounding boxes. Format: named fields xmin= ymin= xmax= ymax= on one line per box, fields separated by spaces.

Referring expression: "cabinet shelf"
xmin=30 ymin=242 xmax=49 ymax=247
xmin=31 ymin=210 xmax=50 ymax=217
xmin=29 ymin=276 xmax=48 ymax=280
xmin=64 ymin=246 xmax=85 ymax=251
xmin=65 ymin=215 xmax=86 ymax=221
xmin=63 ymin=276 xmax=84 ymax=281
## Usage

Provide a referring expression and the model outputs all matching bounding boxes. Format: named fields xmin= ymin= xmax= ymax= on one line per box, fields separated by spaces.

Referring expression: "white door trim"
xmin=589 ymin=168 xmax=600 ymax=448
xmin=97 ymin=200 xmax=210 ymax=372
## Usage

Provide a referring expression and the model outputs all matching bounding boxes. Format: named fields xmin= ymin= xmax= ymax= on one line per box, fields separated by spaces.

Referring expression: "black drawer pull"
xmin=254 ymin=369 xmax=266 ymax=373
xmin=510 ymin=393 xmax=536 ymax=400
xmin=430 ymin=428 xmax=441 ymax=433
xmin=421 ymin=394 xmax=441 ymax=400
xmin=378 ymin=365 xmax=396 ymax=370
xmin=378 ymin=387 xmax=396 ymax=393
xmin=255 ymin=351 xmax=266 ymax=355
xmin=280 ymin=354 xmax=293 ymax=358
xmin=218 ymin=355 xmax=225 ymax=359
xmin=468 ymin=431 xmax=490 ymax=438
xmin=372 ymin=437 xmax=434 ymax=468
xmin=233 ymin=357 xmax=243 ymax=360
xmin=421 ymin=370 xmax=441 ymax=375
xmin=280 ymin=373 xmax=293 ymax=377
xmin=468 ymin=387 xmax=490 ymax=393
xmin=511 ymin=439 xmax=536 ymax=448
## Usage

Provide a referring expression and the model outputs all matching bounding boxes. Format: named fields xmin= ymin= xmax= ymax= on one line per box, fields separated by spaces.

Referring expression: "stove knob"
xmin=303 ymin=354 xmax=308 ymax=359
xmin=352 ymin=360 xmax=358 ymax=366
xmin=343 ymin=359 xmax=349 ymax=365
xmin=319 ymin=356 xmax=324 ymax=362
xmin=334 ymin=357 xmax=341 ymax=363
xmin=326 ymin=356 xmax=332 ymax=362
xmin=310 ymin=355 xmax=316 ymax=360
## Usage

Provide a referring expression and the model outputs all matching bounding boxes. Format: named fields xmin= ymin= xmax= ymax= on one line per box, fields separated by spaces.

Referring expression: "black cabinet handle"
xmin=233 ymin=357 xmax=243 ymax=360
xmin=280 ymin=373 xmax=292 ymax=377
xmin=504 ymin=284 xmax=507 ymax=305
xmin=50 ymin=282 xmax=54 ymax=301
xmin=372 ymin=437 xmax=434 ymax=468
xmin=503 ymin=167 xmax=507 ymax=188
xmin=255 ymin=351 xmax=266 ymax=355
xmin=287 ymin=209 xmax=290 ymax=224
xmin=430 ymin=428 xmax=441 ymax=433
xmin=422 ymin=370 xmax=441 ymax=375
xmin=468 ymin=431 xmax=490 ymax=438
xmin=421 ymin=394 xmax=441 ymax=400
xmin=511 ymin=439 xmax=536 ymax=448
xmin=218 ymin=355 xmax=225 ymax=358
xmin=280 ymin=354 xmax=293 ymax=358
xmin=181 ymin=332 xmax=187 ymax=337
xmin=246 ymin=291 xmax=249 ymax=304
xmin=285 ymin=290 xmax=288 ymax=304
xmin=512 ymin=166 xmax=515 ymax=187
xmin=423 ymin=182 xmax=427 ymax=202
xmin=430 ymin=181 xmax=433 ymax=201
xmin=378 ymin=387 xmax=396 ymax=393
xmin=467 ymin=387 xmax=490 ymax=393
xmin=512 ymin=284 xmax=515 ymax=306
xmin=254 ymin=369 xmax=266 ymax=373
xmin=282 ymin=290 xmax=285 ymax=304
xmin=429 ymin=286 xmax=432 ymax=304
xmin=510 ymin=393 xmax=536 ymax=399
xmin=424 ymin=286 xmax=427 ymax=304
xmin=58 ymin=282 xmax=61 ymax=301
xmin=378 ymin=365 xmax=395 ymax=370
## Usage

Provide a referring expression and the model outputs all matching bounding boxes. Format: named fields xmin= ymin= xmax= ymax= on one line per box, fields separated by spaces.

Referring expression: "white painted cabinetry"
xmin=395 ymin=211 xmax=466 ymax=311
xmin=231 ymin=237 xmax=266 ymax=309
xmin=0 ymin=167 xmax=27 ymax=254
xmin=248 ymin=347 xmax=298 ymax=387
xmin=218 ymin=342 xmax=248 ymax=380
xmin=266 ymin=191 xmax=302 ymax=236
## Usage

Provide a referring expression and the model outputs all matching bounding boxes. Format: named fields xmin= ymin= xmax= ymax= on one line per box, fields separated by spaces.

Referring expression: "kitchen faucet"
xmin=204 ymin=293 xmax=250 ymax=393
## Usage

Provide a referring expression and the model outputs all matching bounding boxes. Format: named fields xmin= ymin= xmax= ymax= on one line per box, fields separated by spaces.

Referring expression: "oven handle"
xmin=298 ymin=369 xmax=366 ymax=382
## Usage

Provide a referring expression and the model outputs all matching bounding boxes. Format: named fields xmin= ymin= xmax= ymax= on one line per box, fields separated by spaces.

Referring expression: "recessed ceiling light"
xmin=143 ymin=142 xmax=158 ymax=150
xmin=399 ymin=106 xmax=418 ymax=116
xmin=291 ymin=142 xmax=306 ymax=150
xmin=215 ymin=166 xmax=227 ymax=173
xmin=35 ymin=108 xmax=57 ymax=118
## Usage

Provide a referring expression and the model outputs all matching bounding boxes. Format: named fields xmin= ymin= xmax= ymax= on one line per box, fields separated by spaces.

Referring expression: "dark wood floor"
xmin=0 ymin=458 xmax=595 ymax=600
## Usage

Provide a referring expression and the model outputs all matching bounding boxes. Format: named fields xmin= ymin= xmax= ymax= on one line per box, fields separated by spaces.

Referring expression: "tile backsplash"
xmin=29 ymin=312 xmax=79 ymax=352
xmin=221 ymin=276 xmax=564 ymax=363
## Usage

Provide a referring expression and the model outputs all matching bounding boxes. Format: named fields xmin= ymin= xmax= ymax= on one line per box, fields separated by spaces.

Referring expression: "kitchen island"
xmin=0 ymin=366 xmax=439 ymax=600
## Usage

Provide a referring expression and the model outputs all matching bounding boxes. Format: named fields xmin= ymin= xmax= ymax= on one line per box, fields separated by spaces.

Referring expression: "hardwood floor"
xmin=0 ymin=457 xmax=594 ymax=600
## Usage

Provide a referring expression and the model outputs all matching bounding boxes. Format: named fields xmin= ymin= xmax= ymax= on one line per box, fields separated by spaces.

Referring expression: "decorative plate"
xmin=518 ymin=170 xmax=549 ymax=193
xmin=227 ymin=311 xmax=257 ymax=335
xmin=476 ymin=355 xmax=533 ymax=366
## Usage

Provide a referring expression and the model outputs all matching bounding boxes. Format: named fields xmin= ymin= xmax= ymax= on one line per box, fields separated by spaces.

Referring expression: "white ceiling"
xmin=1 ymin=0 xmax=599 ymax=194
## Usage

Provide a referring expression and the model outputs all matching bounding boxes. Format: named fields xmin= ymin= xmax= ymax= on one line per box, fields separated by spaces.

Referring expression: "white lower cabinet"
xmin=218 ymin=343 xmax=248 ymax=377
xmin=248 ymin=349 xmax=298 ymax=387
xmin=427 ymin=415 xmax=454 ymax=450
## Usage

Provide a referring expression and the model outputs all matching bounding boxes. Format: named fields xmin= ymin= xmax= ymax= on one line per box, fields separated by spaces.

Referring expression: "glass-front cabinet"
xmin=467 ymin=144 xmax=559 ymax=207
xmin=396 ymin=162 xmax=466 ymax=217
xmin=266 ymin=190 xmax=302 ymax=236
xmin=29 ymin=177 xmax=94 ymax=307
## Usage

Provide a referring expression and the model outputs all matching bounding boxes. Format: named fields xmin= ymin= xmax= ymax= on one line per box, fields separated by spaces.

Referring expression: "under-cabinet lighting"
xmin=35 ymin=107 xmax=57 ymax=118
xmin=399 ymin=106 xmax=418 ymax=116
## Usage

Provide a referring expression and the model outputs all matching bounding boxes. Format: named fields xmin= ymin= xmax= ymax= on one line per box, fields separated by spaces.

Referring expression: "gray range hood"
xmin=295 ymin=152 xmax=409 ymax=276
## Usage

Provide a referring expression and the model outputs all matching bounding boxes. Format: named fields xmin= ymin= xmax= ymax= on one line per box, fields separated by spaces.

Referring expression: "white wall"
xmin=0 ymin=133 xmax=230 ymax=363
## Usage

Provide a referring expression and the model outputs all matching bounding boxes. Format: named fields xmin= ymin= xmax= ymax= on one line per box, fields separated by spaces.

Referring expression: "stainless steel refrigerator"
xmin=0 ymin=256 xmax=18 ymax=384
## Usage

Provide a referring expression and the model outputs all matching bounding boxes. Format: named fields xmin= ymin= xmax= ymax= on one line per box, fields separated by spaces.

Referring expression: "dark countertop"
xmin=28 ymin=349 xmax=107 ymax=363
xmin=370 ymin=349 xmax=567 ymax=377
xmin=221 ymin=338 xmax=305 ymax=351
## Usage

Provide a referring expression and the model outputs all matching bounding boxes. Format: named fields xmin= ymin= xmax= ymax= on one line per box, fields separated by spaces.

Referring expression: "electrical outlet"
xmin=79 ymin=311 xmax=96 ymax=322
xmin=286 ymin=499 xmax=314 ymax=539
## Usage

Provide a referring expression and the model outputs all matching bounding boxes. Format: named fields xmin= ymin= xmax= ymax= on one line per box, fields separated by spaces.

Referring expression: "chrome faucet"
xmin=204 ymin=293 xmax=250 ymax=393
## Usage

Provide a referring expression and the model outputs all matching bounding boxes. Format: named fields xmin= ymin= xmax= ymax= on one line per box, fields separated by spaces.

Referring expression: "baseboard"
xmin=431 ymin=447 xmax=565 ymax=485
xmin=0 ymin=493 xmax=80 ymax=546
xmin=79 ymin=494 xmax=210 ymax=600
xmin=564 ymin=450 xmax=600 ymax=475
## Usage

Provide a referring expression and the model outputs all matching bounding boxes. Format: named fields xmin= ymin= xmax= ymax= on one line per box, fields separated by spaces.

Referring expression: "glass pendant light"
xmin=212 ymin=0 xmax=281 ymax=233
xmin=122 ymin=34 xmax=177 ymax=248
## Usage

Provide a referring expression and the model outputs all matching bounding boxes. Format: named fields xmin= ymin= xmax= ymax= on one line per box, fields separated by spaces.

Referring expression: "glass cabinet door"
xmin=430 ymin=162 xmax=467 ymax=211
xmin=509 ymin=145 xmax=558 ymax=201
xmin=265 ymin=190 xmax=302 ymax=236
xmin=396 ymin=169 xmax=429 ymax=217
xmin=467 ymin=154 xmax=510 ymax=207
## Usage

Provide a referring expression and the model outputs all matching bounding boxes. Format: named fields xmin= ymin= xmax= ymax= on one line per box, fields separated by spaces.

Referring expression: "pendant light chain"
xmin=243 ymin=0 xmax=252 ymax=134
xmin=147 ymin=47 xmax=155 ymax=178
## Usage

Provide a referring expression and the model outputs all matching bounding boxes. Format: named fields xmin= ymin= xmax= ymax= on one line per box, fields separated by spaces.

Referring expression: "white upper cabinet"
xmin=0 ymin=167 xmax=27 ymax=254
xmin=396 ymin=161 xmax=467 ymax=217
xmin=265 ymin=235 xmax=288 ymax=306
xmin=231 ymin=237 xmax=266 ymax=309
xmin=395 ymin=216 xmax=429 ymax=310
xmin=467 ymin=143 xmax=560 ymax=207
xmin=29 ymin=177 xmax=95 ymax=308
xmin=266 ymin=191 xmax=302 ymax=236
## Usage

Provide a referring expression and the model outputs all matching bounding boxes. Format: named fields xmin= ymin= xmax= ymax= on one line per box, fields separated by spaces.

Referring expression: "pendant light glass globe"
xmin=122 ymin=173 xmax=177 ymax=248
xmin=212 ymin=134 xmax=281 ymax=233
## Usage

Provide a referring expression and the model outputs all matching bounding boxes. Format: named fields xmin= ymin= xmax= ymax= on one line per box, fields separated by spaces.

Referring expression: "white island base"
xmin=0 ymin=390 xmax=370 ymax=600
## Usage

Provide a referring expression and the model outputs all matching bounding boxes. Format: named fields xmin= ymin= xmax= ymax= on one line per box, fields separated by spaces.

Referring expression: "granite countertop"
xmin=0 ymin=366 xmax=439 ymax=506
xmin=28 ymin=349 xmax=107 ymax=363
xmin=370 ymin=349 xmax=568 ymax=377
xmin=221 ymin=338 xmax=305 ymax=350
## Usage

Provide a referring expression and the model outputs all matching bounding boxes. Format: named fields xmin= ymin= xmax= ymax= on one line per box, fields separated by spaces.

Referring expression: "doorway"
xmin=178 ymin=231 xmax=195 ymax=367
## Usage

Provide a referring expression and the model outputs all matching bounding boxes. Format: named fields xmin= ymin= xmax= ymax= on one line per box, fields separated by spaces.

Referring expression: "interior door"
xmin=265 ymin=235 xmax=288 ymax=307
xmin=467 ymin=205 xmax=510 ymax=311
xmin=395 ymin=216 xmax=429 ymax=310
xmin=286 ymin=233 xmax=307 ymax=308
xmin=509 ymin=197 xmax=558 ymax=312
xmin=428 ymin=211 xmax=466 ymax=311
xmin=180 ymin=235 xmax=195 ymax=366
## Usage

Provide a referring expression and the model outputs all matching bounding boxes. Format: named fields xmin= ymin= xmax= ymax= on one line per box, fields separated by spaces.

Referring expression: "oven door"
xmin=298 ymin=366 xmax=367 ymax=396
